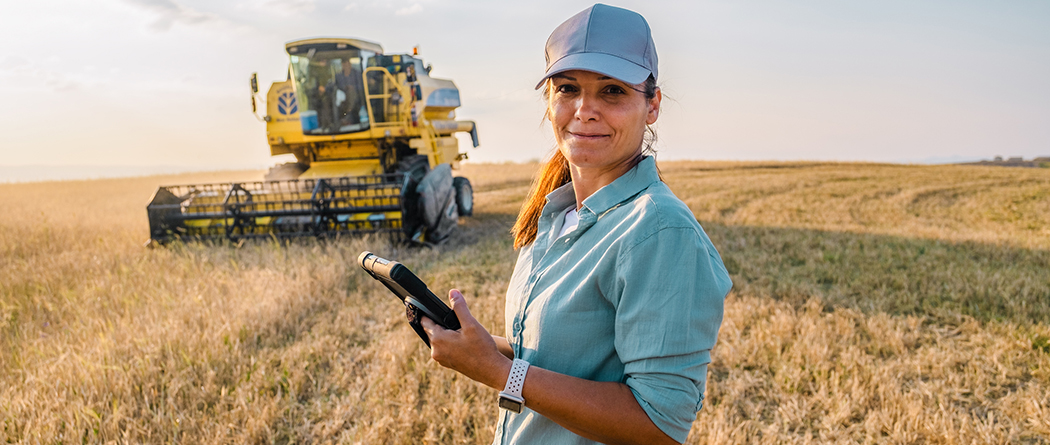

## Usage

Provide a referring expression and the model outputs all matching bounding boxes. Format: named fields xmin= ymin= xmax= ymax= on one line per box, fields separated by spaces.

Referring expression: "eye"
xmin=555 ymin=84 xmax=579 ymax=94
xmin=603 ymin=85 xmax=627 ymax=95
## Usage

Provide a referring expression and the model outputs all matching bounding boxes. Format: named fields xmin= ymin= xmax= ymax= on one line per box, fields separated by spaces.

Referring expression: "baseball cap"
xmin=536 ymin=3 xmax=658 ymax=90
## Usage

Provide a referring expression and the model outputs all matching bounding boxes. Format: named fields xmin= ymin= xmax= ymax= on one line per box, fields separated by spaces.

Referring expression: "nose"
xmin=574 ymin=93 xmax=600 ymax=122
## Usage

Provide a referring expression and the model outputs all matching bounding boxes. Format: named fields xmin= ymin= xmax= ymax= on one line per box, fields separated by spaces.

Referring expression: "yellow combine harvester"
xmin=146 ymin=38 xmax=479 ymax=244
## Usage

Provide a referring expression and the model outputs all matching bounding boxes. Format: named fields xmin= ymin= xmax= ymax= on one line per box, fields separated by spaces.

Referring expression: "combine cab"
xmin=147 ymin=38 xmax=478 ymax=244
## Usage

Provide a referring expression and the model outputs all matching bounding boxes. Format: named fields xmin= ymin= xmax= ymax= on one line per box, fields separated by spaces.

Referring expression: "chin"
xmin=561 ymin=149 xmax=600 ymax=167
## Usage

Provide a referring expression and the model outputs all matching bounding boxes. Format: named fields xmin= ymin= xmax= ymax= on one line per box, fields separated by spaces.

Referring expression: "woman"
xmin=421 ymin=4 xmax=732 ymax=444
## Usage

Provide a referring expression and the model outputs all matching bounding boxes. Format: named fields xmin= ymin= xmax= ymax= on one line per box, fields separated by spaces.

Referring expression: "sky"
xmin=1 ymin=0 xmax=1048 ymax=181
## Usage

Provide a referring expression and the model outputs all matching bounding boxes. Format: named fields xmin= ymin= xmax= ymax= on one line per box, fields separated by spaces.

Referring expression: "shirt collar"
xmin=543 ymin=156 xmax=661 ymax=217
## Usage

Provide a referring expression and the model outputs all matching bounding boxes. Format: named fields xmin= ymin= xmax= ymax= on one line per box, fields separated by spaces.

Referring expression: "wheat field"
xmin=1 ymin=161 xmax=1048 ymax=444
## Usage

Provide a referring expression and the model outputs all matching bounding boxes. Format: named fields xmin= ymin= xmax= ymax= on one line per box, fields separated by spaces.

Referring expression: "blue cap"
xmin=536 ymin=3 xmax=658 ymax=90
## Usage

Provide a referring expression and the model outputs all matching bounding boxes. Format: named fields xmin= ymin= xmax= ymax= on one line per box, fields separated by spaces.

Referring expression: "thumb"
xmin=448 ymin=289 xmax=476 ymax=323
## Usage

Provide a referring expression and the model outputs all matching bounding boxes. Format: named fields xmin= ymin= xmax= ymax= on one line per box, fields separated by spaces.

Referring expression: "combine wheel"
xmin=453 ymin=177 xmax=473 ymax=217
xmin=264 ymin=162 xmax=307 ymax=181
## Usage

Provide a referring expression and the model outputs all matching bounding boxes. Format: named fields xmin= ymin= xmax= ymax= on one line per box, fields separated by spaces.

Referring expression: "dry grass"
xmin=1 ymin=161 xmax=1047 ymax=444
xmin=662 ymin=161 xmax=1050 ymax=250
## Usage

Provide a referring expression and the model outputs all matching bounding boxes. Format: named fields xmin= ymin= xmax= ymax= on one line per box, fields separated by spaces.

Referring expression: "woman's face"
xmin=548 ymin=70 xmax=661 ymax=175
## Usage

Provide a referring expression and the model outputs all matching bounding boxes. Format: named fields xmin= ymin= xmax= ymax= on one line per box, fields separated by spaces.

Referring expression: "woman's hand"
xmin=421 ymin=290 xmax=677 ymax=444
xmin=419 ymin=290 xmax=512 ymax=390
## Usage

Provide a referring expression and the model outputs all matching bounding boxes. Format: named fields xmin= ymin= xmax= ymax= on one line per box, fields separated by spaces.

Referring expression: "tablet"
xmin=358 ymin=251 xmax=461 ymax=347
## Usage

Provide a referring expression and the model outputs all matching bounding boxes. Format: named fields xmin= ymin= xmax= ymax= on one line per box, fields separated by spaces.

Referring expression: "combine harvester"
xmin=146 ymin=38 xmax=479 ymax=245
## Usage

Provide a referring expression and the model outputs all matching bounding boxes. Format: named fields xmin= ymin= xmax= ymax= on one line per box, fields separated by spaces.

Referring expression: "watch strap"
xmin=498 ymin=358 xmax=530 ymax=412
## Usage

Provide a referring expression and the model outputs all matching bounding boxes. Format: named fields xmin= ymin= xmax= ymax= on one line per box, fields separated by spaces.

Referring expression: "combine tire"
xmin=453 ymin=177 xmax=473 ymax=217
xmin=417 ymin=164 xmax=458 ymax=243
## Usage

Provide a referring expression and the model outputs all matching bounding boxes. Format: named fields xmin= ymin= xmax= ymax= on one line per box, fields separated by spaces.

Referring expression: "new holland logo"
xmin=278 ymin=91 xmax=298 ymax=115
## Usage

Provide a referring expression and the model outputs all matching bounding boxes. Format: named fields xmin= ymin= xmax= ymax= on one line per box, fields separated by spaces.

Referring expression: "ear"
xmin=646 ymin=88 xmax=662 ymax=125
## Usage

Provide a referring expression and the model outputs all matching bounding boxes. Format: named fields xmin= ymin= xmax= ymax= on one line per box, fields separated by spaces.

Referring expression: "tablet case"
xmin=358 ymin=251 xmax=461 ymax=347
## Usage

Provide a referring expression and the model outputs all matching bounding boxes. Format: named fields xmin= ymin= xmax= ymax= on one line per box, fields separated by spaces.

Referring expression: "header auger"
xmin=147 ymin=37 xmax=478 ymax=245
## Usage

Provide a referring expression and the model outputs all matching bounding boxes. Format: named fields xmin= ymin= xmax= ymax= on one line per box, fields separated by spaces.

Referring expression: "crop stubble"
xmin=1 ymin=162 xmax=1047 ymax=444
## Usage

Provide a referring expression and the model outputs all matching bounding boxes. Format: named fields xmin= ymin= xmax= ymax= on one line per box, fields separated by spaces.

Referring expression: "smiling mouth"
xmin=569 ymin=132 xmax=609 ymax=138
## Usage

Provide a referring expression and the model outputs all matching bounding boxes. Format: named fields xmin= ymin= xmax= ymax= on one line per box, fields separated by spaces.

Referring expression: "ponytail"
xmin=511 ymin=149 xmax=571 ymax=248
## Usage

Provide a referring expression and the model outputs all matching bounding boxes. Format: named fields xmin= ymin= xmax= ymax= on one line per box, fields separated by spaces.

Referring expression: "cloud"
xmin=0 ymin=56 xmax=30 ymax=71
xmin=45 ymin=76 xmax=80 ymax=92
xmin=0 ymin=57 xmax=82 ymax=93
xmin=122 ymin=0 xmax=217 ymax=31
xmin=264 ymin=0 xmax=316 ymax=14
xmin=395 ymin=3 xmax=423 ymax=15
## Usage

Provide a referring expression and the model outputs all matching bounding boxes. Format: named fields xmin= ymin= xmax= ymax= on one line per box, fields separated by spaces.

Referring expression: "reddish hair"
xmin=511 ymin=150 xmax=573 ymax=249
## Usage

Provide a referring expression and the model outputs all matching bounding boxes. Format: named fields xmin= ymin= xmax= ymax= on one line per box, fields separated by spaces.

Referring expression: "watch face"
xmin=499 ymin=397 xmax=523 ymax=413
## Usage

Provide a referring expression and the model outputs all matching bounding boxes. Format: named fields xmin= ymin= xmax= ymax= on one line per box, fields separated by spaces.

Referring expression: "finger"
xmin=419 ymin=315 xmax=438 ymax=336
xmin=449 ymin=289 xmax=478 ymax=322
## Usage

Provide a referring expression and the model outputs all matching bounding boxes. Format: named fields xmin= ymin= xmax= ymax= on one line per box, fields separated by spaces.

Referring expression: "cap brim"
xmin=534 ymin=52 xmax=652 ymax=90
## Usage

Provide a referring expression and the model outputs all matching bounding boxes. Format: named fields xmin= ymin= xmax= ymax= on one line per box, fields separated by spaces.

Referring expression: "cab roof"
xmin=285 ymin=37 xmax=384 ymax=55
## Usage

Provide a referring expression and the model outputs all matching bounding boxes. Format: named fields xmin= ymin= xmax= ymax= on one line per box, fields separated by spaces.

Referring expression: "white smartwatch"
xmin=498 ymin=358 xmax=530 ymax=413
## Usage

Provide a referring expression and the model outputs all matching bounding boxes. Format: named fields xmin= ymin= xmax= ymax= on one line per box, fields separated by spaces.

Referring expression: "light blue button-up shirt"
xmin=493 ymin=156 xmax=732 ymax=444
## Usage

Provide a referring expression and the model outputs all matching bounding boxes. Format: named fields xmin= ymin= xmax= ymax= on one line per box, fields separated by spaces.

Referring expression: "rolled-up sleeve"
xmin=613 ymin=226 xmax=732 ymax=443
